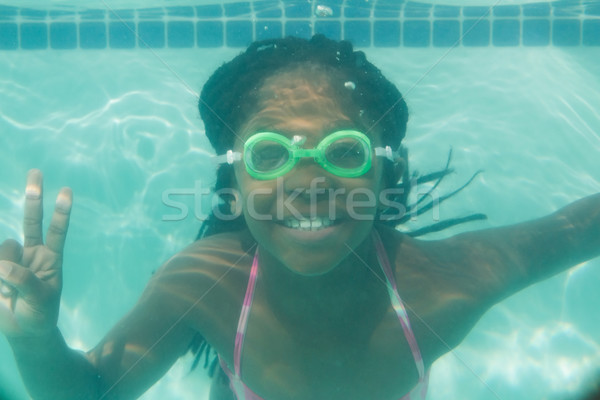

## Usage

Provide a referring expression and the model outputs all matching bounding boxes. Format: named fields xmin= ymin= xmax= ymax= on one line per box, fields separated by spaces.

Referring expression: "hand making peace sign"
xmin=0 ymin=169 xmax=72 ymax=337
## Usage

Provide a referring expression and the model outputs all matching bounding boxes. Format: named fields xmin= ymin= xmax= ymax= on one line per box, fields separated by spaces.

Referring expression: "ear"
xmin=392 ymin=157 xmax=406 ymax=184
xmin=215 ymin=163 xmax=240 ymax=208
xmin=382 ymin=156 xmax=406 ymax=190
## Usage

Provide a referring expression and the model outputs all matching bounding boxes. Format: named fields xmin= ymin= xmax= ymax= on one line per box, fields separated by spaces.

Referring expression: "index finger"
xmin=23 ymin=169 xmax=44 ymax=248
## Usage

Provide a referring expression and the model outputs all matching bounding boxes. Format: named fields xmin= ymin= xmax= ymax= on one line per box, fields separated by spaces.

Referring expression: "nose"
xmin=282 ymin=158 xmax=334 ymax=199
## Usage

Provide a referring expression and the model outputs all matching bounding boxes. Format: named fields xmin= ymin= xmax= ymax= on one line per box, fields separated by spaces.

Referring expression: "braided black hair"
xmin=190 ymin=35 xmax=485 ymax=376
xmin=197 ymin=34 xmax=413 ymax=239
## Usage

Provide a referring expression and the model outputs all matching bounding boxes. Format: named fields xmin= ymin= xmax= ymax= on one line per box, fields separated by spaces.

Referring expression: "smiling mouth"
xmin=282 ymin=216 xmax=336 ymax=231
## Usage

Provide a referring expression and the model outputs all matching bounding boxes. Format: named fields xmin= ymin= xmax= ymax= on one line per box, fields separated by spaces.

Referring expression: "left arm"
xmin=440 ymin=193 xmax=600 ymax=303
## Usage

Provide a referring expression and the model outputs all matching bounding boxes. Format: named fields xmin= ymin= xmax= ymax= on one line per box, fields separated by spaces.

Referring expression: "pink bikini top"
xmin=219 ymin=230 xmax=429 ymax=399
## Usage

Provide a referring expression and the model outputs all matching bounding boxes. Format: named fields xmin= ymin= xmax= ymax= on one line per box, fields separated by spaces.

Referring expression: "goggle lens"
xmin=324 ymin=137 xmax=368 ymax=169
xmin=247 ymin=140 xmax=290 ymax=173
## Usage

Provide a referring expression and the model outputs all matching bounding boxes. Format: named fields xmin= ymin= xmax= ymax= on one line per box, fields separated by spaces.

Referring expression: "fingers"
xmin=0 ymin=239 xmax=23 ymax=263
xmin=23 ymin=169 xmax=44 ymax=248
xmin=45 ymin=187 xmax=73 ymax=255
xmin=0 ymin=260 xmax=42 ymax=299
xmin=21 ymin=169 xmax=73 ymax=255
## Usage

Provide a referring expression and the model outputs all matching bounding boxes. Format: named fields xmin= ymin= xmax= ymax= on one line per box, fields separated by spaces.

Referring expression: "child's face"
xmin=233 ymin=69 xmax=387 ymax=275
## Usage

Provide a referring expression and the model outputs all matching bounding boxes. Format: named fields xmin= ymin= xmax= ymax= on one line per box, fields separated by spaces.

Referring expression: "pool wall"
xmin=0 ymin=1 xmax=600 ymax=51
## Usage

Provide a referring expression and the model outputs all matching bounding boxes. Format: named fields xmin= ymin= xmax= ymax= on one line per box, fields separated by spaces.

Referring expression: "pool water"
xmin=1 ymin=2 xmax=600 ymax=400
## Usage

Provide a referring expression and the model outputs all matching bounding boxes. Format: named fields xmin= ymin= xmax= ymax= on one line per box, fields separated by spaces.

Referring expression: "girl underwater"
xmin=1 ymin=35 xmax=599 ymax=400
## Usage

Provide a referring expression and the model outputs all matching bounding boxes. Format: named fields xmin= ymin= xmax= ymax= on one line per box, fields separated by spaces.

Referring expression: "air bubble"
xmin=316 ymin=5 xmax=333 ymax=17
xmin=344 ymin=81 xmax=356 ymax=90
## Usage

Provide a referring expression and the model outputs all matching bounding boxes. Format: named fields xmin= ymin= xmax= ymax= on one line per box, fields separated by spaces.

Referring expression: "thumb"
xmin=0 ymin=260 xmax=44 ymax=300
xmin=0 ymin=239 xmax=23 ymax=264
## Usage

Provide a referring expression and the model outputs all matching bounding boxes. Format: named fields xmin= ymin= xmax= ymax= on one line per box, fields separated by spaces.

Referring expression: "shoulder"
xmin=375 ymin=225 xmax=497 ymax=357
xmin=160 ymin=229 xmax=255 ymax=273
xmin=141 ymin=230 xmax=256 ymax=336
xmin=375 ymin=225 xmax=443 ymax=275
xmin=377 ymin=225 xmax=501 ymax=297
xmin=153 ymin=229 xmax=256 ymax=282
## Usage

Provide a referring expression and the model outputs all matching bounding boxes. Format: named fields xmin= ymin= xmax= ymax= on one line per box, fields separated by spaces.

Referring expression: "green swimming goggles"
xmin=215 ymin=130 xmax=398 ymax=180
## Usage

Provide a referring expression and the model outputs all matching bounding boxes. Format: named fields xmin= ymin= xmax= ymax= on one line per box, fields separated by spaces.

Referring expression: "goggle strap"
xmin=216 ymin=146 xmax=397 ymax=165
xmin=213 ymin=150 xmax=242 ymax=165
xmin=374 ymin=146 xmax=398 ymax=162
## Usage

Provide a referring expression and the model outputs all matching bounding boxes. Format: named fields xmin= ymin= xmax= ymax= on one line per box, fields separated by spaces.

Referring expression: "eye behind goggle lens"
xmin=324 ymin=137 xmax=368 ymax=169
xmin=247 ymin=140 xmax=290 ymax=172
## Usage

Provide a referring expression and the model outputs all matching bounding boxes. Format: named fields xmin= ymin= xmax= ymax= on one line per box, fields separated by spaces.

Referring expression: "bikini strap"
xmin=233 ymin=238 xmax=427 ymax=399
xmin=234 ymin=247 xmax=260 ymax=377
xmin=372 ymin=230 xmax=427 ymax=383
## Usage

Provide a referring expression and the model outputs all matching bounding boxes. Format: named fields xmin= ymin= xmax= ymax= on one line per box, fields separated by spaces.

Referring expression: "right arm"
xmin=0 ymin=170 xmax=197 ymax=399
xmin=6 ymin=280 xmax=196 ymax=400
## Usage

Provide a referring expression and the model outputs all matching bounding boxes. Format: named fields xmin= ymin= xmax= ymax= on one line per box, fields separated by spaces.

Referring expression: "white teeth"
xmin=283 ymin=217 xmax=334 ymax=231
xmin=300 ymin=220 xmax=311 ymax=229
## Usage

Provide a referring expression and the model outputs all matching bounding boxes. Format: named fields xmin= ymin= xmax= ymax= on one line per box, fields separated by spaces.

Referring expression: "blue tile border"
xmin=404 ymin=20 xmax=430 ymax=47
xmin=493 ymin=5 xmax=520 ymax=17
xmin=523 ymin=19 xmax=550 ymax=46
xmin=80 ymin=10 xmax=106 ymax=20
xmin=583 ymin=20 xmax=600 ymax=45
xmin=433 ymin=20 xmax=460 ymax=47
xmin=0 ymin=1 xmax=598 ymax=50
xmin=167 ymin=6 xmax=195 ymax=17
xmin=285 ymin=2 xmax=311 ymax=18
xmin=80 ymin=22 xmax=107 ymax=49
xmin=0 ymin=6 xmax=18 ymax=21
xmin=138 ymin=21 xmax=165 ymax=48
xmin=373 ymin=20 xmax=400 ymax=46
xmin=553 ymin=19 xmax=581 ymax=46
xmin=462 ymin=19 xmax=490 ymax=47
xmin=255 ymin=20 xmax=282 ymax=41
xmin=314 ymin=20 xmax=342 ymax=41
xmin=493 ymin=19 xmax=520 ymax=46
xmin=434 ymin=5 xmax=460 ymax=18
xmin=197 ymin=21 xmax=223 ymax=47
xmin=109 ymin=21 xmax=136 ymax=49
xmin=224 ymin=2 xmax=252 ymax=17
xmin=196 ymin=5 xmax=221 ymax=17
xmin=20 ymin=8 xmax=47 ymax=20
xmin=344 ymin=20 xmax=370 ymax=46
xmin=374 ymin=1 xmax=401 ymax=18
xmin=50 ymin=22 xmax=77 ymax=49
xmin=404 ymin=2 xmax=431 ymax=18
xmin=20 ymin=23 xmax=47 ymax=49
xmin=167 ymin=21 xmax=194 ymax=48
xmin=254 ymin=1 xmax=282 ymax=18
xmin=523 ymin=3 xmax=550 ymax=17
xmin=0 ymin=23 xmax=18 ymax=49
xmin=285 ymin=20 xmax=312 ymax=39
xmin=226 ymin=20 xmax=253 ymax=47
